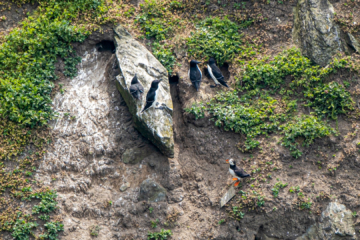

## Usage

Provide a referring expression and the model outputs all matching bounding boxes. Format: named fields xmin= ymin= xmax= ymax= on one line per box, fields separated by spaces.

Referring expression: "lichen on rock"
xmin=293 ymin=0 xmax=343 ymax=66
xmin=139 ymin=179 xmax=167 ymax=202
xmin=113 ymin=25 xmax=174 ymax=157
xmin=297 ymin=202 xmax=357 ymax=239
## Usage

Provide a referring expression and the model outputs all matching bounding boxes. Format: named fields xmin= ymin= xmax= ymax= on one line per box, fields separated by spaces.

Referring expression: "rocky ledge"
xmin=113 ymin=25 xmax=174 ymax=157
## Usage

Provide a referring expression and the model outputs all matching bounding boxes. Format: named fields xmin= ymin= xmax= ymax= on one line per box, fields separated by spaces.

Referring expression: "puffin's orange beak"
xmin=226 ymin=159 xmax=229 ymax=163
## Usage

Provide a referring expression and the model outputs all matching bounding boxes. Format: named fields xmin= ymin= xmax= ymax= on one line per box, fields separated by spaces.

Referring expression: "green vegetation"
xmin=218 ymin=219 xmax=225 ymax=225
xmin=185 ymin=48 xmax=356 ymax=157
xmin=187 ymin=16 xmax=257 ymax=65
xmin=90 ymin=225 xmax=101 ymax=237
xmin=147 ymin=229 xmax=172 ymax=240
xmin=271 ymin=181 xmax=288 ymax=197
xmin=151 ymin=219 xmax=160 ymax=228
xmin=0 ymin=0 xmax=113 ymax=239
xmin=135 ymin=0 xmax=184 ymax=74
xmin=281 ymin=115 xmax=335 ymax=158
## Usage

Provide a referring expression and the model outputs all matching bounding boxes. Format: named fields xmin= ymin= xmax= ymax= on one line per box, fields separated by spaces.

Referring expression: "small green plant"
xmin=149 ymin=207 xmax=154 ymax=214
xmin=299 ymin=198 xmax=312 ymax=210
xmin=218 ymin=219 xmax=225 ymax=225
xmin=271 ymin=181 xmax=288 ymax=197
xmin=289 ymin=186 xmax=300 ymax=193
xmin=90 ymin=225 xmax=101 ymax=237
xmin=232 ymin=206 xmax=245 ymax=219
xmin=151 ymin=219 xmax=160 ymax=228
xmin=11 ymin=218 xmax=38 ymax=240
xmin=352 ymin=211 xmax=358 ymax=217
xmin=147 ymin=229 xmax=172 ymax=240
xmin=184 ymin=102 xmax=205 ymax=119
xmin=39 ymin=214 xmax=50 ymax=221
xmin=38 ymin=221 xmax=64 ymax=240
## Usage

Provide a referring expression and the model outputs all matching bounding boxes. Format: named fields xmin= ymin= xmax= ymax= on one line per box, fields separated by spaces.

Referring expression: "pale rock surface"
xmin=114 ymin=25 xmax=174 ymax=157
xmin=296 ymin=201 xmax=357 ymax=240
xmin=293 ymin=0 xmax=342 ymax=66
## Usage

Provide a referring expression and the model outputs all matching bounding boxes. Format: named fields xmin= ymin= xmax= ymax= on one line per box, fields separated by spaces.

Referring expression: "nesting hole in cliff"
xmin=96 ymin=40 xmax=115 ymax=53
xmin=169 ymin=73 xmax=179 ymax=84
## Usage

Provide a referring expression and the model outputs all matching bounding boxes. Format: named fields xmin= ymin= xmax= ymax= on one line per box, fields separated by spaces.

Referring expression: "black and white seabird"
xmin=207 ymin=57 xmax=229 ymax=88
xmin=226 ymin=159 xmax=250 ymax=187
xmin=141 ymin=79 xmax=162 ymax=113
xmin=129 ymin=74 xmax=144 ymax=100
xmin=189 ymin=60 xmax=202 ymax=92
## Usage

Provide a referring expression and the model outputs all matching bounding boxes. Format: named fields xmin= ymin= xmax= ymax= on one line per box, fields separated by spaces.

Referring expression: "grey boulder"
xmin=113 ymin=25 xmax=174 ymax=157
xmin=138 ymin=179 xmax=166 ymax=202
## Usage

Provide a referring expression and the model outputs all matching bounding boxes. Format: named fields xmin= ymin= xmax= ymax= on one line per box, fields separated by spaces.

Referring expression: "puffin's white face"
xmin=226 ymin=159 xmax=235 ymax=166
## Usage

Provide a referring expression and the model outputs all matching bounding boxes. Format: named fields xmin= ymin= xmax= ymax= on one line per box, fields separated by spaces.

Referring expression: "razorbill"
xmin=226 ymin=158 xmax=250 ymax=187
xmin=129 ymin=74 xmax=144 ymax=100
xmin=141 ymin=79 xmax=162 ymax=113
xmin=207 ymin=57 xmax=229 ymax=88
xmin=188 ymin=60 xmax=202 ymax=92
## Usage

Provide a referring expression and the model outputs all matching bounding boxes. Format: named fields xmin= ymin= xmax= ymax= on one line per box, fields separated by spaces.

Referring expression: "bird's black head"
xmin=190 ymin=60 xmax=201 ymax=67
xmin=131 ymin=74 xmax=139 ymax=84
xmin=151 ymin=79 xmax=162 ymax=88
xmin=208 ymin=57 xmax=216 ymax=65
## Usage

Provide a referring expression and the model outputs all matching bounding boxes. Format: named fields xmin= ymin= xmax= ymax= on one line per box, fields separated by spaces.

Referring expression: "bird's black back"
xmin=209 ymin=63 xmax=224 ymax=80
xmin=230 ymin=164 xmax=250 ymax=178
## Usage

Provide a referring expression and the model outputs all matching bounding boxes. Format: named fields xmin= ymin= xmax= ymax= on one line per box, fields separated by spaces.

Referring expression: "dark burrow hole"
xmin=96 ymin=40 xmax=116 ymax=53
xmin=169 ymin=74 xmax=179 ymax=84
xmin=203 ymin=62 xmax=231 ymax=84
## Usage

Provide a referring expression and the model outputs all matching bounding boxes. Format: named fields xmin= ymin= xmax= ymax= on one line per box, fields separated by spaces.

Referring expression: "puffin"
xmin=129 ymin=74 xmax=144 ymax=100
xmin=226 ymin=159 xmax=250 ymax=187
xmin=188 ymin=60 xmax=202 ymax=91
xmin=141 ymin=79 xmax=162 ymax=113
xmin=207 ymin=57 xmax=229 ymax=88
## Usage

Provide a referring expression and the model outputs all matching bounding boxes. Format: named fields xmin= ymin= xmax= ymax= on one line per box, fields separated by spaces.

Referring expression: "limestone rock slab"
xmin=114 ymin=25 xmax=174 ymax=157
xmin=293 ymin=0 xmax=342 ymax=66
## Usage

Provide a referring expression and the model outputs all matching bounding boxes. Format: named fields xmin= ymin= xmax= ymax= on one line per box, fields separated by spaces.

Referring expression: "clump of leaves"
xmin=187 ymin=16 xmax=256 ymax=65
xmin=304 ymin=81 xmax=354 ymax=119
xmin=271 ymin=181 xmax=288 ymax=197
xmin=90 ymin=225 xmax=101 ymax=237
xmin=38 ymin=221 xmax=64 ymax=240
xmin=147 ymin=229 xmax=172 ymax=240
xmin=280 ymin=115 xmax=335 ymax=158
xmin=11 ymin=217 xmax=38 ymax=240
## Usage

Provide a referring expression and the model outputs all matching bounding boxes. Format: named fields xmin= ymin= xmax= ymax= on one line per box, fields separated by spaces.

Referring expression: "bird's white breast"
xmin=197 ymin=65 xmax=202 ymax=79
xmin=229 ymin=168 xmax=237 ymax=178
xmin=207 ymin=65 xmax=219 ymax=85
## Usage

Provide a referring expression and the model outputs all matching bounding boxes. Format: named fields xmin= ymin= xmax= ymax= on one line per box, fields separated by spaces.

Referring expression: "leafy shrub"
xmin=187 ymin=91 xmax=287 ymax=151
xmin=240 ymin=48 xmax=321 ymax=91
xmin=27 ymin=190 xmax=58 ymax=214
xmin=280 ymin=115 xmax=335 ymax=158
xmin=187 ymin=17 xmax=252 ymax=66
xmin=304 ymin=81 xmax=354 ymax=119
xmin=147 ymin=229 xmax=172 ymax=240
xmin=12 ymin=218 xmax=38 ymax=240
xmin=135 ymin=0 xmax=180 ymax=73
xmin=38 ymin=221 xmax=63 ymax=240
xmin=184 ymin=102 xmax=205 ymax=119
xmin=152 ymin=42 xmax=176 ymax=74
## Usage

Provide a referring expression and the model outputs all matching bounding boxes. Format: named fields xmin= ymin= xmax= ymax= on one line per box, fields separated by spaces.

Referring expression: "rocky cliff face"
xmin=114 ymin=25 xmax=174 ymax=158
xmin=293 ymin=0 xmax=342 ymax=66
xmin=2 ymin=0 xmax=360 ymax=239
